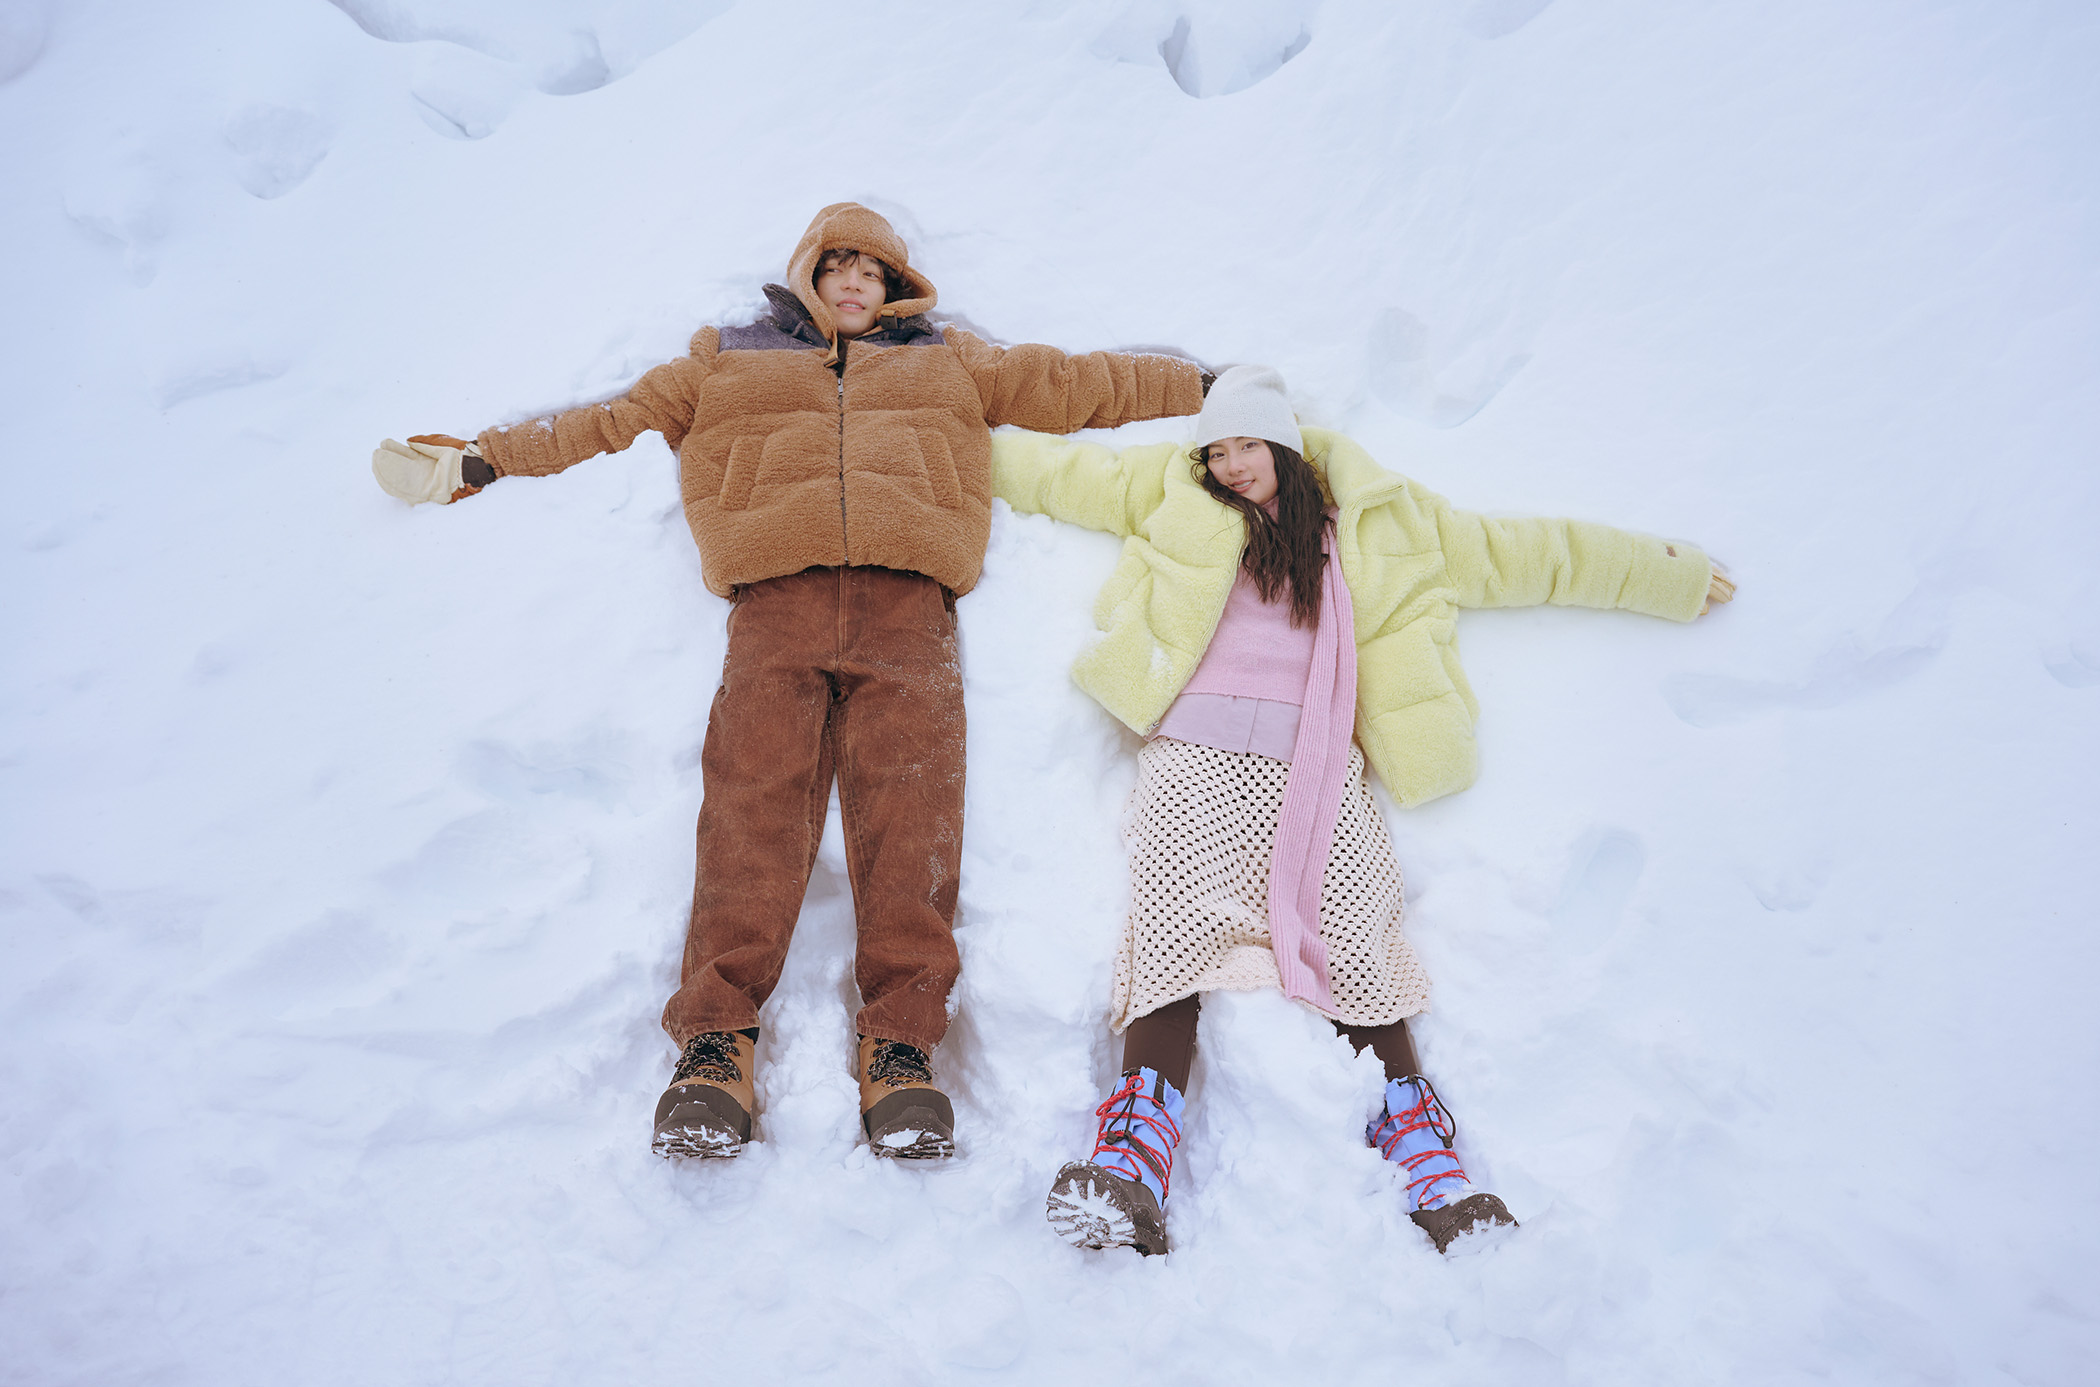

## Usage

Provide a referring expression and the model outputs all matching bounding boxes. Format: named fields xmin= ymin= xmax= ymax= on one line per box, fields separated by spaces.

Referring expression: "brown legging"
xmin=1120 ymin=992 xmax=1421 ymax=1092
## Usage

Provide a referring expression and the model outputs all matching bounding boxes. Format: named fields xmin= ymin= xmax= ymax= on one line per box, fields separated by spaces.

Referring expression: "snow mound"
xmin=326 ymin=0 xmax=731 ymax=94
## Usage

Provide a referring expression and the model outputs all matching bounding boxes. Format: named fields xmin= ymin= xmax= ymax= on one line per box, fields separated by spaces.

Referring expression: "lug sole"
xmin=1046 ymin=1161 xmax=1168 ymax=1256
xmin=650 ymin=1124 xmax=746 ymax=1159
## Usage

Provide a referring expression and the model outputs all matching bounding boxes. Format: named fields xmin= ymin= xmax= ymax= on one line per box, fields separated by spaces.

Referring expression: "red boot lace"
xmin=1091 ymin=1072 xmax=1182 ymax=1197
xmin=1370 ymin=1078 xmax=1469 ymax=1209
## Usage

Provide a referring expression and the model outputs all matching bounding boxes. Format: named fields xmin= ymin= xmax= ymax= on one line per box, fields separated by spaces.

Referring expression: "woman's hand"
xmin=1700 ymin=564 xmax=1736 ymax=616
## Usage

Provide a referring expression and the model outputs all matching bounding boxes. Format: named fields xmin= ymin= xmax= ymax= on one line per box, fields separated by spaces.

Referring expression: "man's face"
xmin=1204 ymin=436 xmax=1280 ymax=506
xmin=815 ymin=252 xmax=890 ymax=338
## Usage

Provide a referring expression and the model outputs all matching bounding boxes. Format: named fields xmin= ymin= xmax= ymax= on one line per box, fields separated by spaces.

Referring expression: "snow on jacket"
xmin=990 ymin=426 xmax=1713 ymax=806
xmin=475 ymin=202 xmax=1205 ymax=597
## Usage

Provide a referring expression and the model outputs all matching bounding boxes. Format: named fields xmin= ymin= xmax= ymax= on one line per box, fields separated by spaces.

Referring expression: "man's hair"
xmin=814 ymin=247 xmax=914 ymax=305
xmin=1190 ymin=441 xmax=1326 ymax=628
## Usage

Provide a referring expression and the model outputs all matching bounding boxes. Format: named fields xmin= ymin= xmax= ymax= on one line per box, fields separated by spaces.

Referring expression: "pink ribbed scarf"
xmin=1266 ymin=533 xmax=1356 ymax=1016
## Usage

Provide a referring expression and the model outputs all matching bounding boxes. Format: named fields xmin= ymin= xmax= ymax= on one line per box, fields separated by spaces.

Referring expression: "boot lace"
xmin=1092 ymin=1071 xmax=1182 ymax=1197
xmin=1370 ymin=1075 xmax=1470 ymax=1210
xmin=866 ymin=1039 xmax=935 ymax=1088
xmin=672 ymin=1031 xmax=743 ymax=1085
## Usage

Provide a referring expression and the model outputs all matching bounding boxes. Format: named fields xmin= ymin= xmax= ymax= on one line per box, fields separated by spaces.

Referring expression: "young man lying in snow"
xmin=371 ymin=202 xmax=1207 ymax=1160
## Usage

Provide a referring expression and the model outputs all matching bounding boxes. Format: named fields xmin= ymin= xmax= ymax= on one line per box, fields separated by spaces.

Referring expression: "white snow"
xmin=4 ymin=1 xmax=2097 ymax=1383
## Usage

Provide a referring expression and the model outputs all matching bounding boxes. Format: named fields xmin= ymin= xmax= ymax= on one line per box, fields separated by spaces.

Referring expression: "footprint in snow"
xmin=457 ymin=735 xmax=632 ymax=808
xmin=1367 ymin=305 xmax=1533 ymax=429
xmin=1664 ymin=554 xmax=1975 ymax=727
xmin=2042 ymin=642 xmax=2100 ymax=689
xmin=1552 ymin=830 xmax=1645 ymax=955
xmin=223 ymin=104 xmax=330 ymax=199
xmin=1744 ymin=860 xmax=1829 ymax=916
xmin=153 ymin=354 xmax=290 ymax=409
xmin=62 ymin=156 xmax=170 ymax=284
xmin=1662 ymin=638 xmax=1939 ymax=729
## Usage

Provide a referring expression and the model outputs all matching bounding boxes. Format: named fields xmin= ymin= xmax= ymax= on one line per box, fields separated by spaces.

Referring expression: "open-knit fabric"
xmin=1111 ymin=737 xmax=1431 ymax=1029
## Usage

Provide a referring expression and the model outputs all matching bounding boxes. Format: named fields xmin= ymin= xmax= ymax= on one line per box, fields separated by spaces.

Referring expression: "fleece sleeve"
xmin=1436 ymin=505 xmax=1712 ymax=621
xmin=475 ymin=336 xmax=711 ymax=479
xmin=947 ymin=329 xmax=1203 ymax=433
xmin=989 ymin=429 xmax=1182 ymax=538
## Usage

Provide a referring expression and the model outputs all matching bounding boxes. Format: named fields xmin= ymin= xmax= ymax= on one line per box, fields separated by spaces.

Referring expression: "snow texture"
xmin=4 ymin=1 xmax=2098 ymax=1383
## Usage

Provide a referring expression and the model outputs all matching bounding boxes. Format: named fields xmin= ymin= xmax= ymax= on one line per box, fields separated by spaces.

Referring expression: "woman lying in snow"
xmin=990 ymin=367 xmax=1734 ymax=1256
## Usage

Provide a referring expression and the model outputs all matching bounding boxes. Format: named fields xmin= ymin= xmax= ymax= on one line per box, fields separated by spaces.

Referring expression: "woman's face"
xmin=1204 ymin=436 xmax=1279 ymax=506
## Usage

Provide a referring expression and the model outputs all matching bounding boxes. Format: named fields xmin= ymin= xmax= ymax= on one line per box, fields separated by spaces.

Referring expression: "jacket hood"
xmin=759 ymin=283 xmax=937 ymax=350
xmin=784 ymin=202 xmax=939 ymax=356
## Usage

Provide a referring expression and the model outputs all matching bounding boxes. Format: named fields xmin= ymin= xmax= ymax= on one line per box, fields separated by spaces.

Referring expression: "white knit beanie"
xmin=1192 ymin=365 xmax=1302 ymax=453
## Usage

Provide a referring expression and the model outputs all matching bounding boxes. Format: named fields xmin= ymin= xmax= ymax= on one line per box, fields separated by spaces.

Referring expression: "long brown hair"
xmin=1191 ymin=440 xmax=1326 ymax=628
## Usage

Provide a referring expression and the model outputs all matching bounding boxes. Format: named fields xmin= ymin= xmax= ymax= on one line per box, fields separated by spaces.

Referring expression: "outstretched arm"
xmin=948 ymin=328 xmax=1204 ymax=433
xmin=474 ymin=351 xmax=707 ymax=480
xmin=371 ymin=343 xmax=709 ymax=506
xmin=1436 ymin=504 xmax=1718 ymax=622
xmin=989 ymin=429 xmax=1180 ymax=538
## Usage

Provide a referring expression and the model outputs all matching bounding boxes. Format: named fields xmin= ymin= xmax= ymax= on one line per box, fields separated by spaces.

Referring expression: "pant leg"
xmin=1120 ymin=993 xmax=1200 ymax=1093
xmin=1335 ymin=1017 xmax=1422 ymax=1081
xmin=661 ymin=571 xmax=838 ymax=1045
xmin=830 ymin=567 xmax=967 ymax=1051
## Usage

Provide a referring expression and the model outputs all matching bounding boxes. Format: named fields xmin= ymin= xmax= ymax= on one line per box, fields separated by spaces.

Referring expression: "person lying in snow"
xmin=991 ymin=366 xmax=1734 ymax=1254
xmin=370 ymin=202 xmax=1207 ymax=1162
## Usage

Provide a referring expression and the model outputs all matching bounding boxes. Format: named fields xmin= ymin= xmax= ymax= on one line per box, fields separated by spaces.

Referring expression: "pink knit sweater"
xmin=1180 ymin=567 xmax=1318 ymax=702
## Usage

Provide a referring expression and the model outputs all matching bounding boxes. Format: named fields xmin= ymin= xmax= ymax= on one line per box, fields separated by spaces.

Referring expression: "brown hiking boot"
xmin=1410 ymin=1191 xmax=1518 ymax=1253
xmin=855 ymin=1036 xmax=955 ymax=1159
xmin=652 ymin=1030 xmax=756 ymax=1158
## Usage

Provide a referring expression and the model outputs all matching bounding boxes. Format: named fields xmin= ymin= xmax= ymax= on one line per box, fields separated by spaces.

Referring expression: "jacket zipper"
xmin=835 ymin=369 xmax=849 ymax=562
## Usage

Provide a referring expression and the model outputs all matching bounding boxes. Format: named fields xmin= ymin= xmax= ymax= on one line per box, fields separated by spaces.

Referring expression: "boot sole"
xmin=650 ymin=1124 xmax=746 ymax=1159
xmin=870 ymin=1131 xmax=955 ymax=1160
xmin=1046 ymin=1162 xmax=1168 ymax=1256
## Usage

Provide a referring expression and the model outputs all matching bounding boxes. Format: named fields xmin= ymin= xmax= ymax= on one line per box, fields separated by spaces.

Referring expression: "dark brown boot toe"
xmin=651 ymin=1083 xmax=751 ymax=1158
xmin=1410 ymin=1191 xmax=1517 ymax=1253
xmin=862 ymin=1087 xmax=956 ymax=1159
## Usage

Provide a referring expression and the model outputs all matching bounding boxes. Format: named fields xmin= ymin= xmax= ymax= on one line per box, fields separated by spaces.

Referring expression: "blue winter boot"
xmin=1370 ymin=1074 xmax=1517 ymax=1253
xmin=1045 ymin=1068 xmax=1185 ymax=1256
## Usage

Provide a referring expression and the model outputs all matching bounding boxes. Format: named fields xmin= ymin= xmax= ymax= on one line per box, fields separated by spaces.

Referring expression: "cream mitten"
xmin=373 ymin=436 xmax=477 ymax=505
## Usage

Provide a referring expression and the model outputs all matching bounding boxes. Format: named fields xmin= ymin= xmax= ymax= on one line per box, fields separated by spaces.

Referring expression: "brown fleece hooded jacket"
xmin=476 ymin=203 xmax=1204 ymax=597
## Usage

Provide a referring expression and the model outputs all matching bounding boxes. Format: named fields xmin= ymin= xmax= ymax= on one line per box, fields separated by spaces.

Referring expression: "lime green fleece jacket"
xmin=991 ymin=426 xmax=1712 ymax=806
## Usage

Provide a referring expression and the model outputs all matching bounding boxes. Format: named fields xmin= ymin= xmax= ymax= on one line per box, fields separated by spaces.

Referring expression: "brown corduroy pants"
xmin=661 ymin=566 xmax=966 ymax=1052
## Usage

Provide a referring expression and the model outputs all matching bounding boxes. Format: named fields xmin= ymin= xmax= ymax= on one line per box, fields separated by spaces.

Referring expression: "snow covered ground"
xmin=4 ymin=0 xmax=2096 ymax=1382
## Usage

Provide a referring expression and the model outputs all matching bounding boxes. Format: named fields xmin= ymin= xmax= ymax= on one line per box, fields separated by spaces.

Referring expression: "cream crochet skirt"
xmin=1111 ymin=737 xmax=1432 ymax=1030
